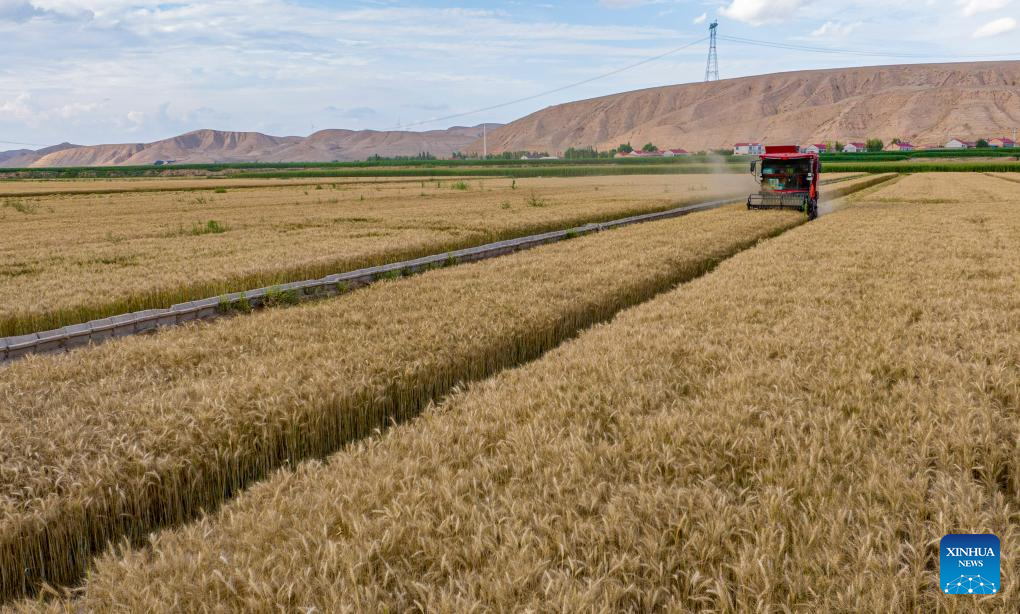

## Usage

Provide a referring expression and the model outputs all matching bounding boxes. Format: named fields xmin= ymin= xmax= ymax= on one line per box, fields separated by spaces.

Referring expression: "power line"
xmin=398 ymin=31 xmax=1020 ymax=131
xmin=395 ymin=36 xmax=708 ymax=130
xmin=720 ymin=35 xmax=1020 ymax=60
xmin=0 ymin=139 xmax=47 ymax=147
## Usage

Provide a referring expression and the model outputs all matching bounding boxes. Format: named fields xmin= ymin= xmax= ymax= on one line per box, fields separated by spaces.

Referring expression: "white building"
xmin=802 ymin=144 xmax=827 ymax=154
xmin=733 ymin=143 xmax=764 ymax=155
xmin=843 ymin=142 xmax=867 ymax=153
xmin=945 ymin=138 xmax=975 ymax=149
xmin=662 ymin=148 xmax=690 ymax=157
xmin=629 ymin=150 xmax=663 ymax=157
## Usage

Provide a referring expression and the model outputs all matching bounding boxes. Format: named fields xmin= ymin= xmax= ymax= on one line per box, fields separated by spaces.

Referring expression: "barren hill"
xmin=0 ymin=143 xmax=80 ymax=167
xmin=24 ymin=125 xmax=497 ymax=167
xmin=269 ymin=125 xmax=499 ymax=162
xmin=466 ymin=61 xmax=1020 ymax=154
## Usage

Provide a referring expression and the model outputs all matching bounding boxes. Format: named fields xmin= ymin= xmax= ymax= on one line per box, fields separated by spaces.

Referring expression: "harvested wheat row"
xmin=0 ymin=203 xmax=803 ymax=603
xmin=21 ymin=173 xmax=1019 ymax=612
xmin=0 ymin=176 xmax=435 ymax=197
xmin=0 ymin=173 xmax=761 ymax=337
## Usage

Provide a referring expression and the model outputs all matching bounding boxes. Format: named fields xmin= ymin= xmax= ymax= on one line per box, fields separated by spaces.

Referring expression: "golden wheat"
xmin=0 ymin=201 xmax=803 ymax=603
xmin=868 ymin=171 xmax=1020 ymax=204
xmin=18 ymin=173 xmax=1018 ymax=612
xmin=0 ymin=174 xmax=764 ymax=336
xmin=0 ymin=176 xmax=429 ymax=196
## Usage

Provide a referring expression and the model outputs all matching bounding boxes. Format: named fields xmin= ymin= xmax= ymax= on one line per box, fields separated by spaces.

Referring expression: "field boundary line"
xmin=0 ymin=174 xmax=891 ymax=365
xmin=981 ymin=171 xmax=1020 ymax=186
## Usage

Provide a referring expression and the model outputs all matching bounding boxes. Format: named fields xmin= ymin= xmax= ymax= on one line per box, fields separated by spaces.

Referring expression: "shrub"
xmin=262 ymin=286 xmax=300 ymax=307
xmin=526 ymin=191 xmax=547 ymax=208
xmin=2 ymin=198 xmax=38 ymax=214
xmin=191 ymin=220 xmax=227 ymax=235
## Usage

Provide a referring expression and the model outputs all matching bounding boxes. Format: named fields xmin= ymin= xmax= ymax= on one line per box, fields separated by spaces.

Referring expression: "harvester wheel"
xmin=807 ymin=199 xmax=818 ymax=220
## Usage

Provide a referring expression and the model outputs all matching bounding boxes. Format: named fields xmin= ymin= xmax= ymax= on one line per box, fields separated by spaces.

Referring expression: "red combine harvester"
xmin=747 ymin=145 xmax=821 ymax=220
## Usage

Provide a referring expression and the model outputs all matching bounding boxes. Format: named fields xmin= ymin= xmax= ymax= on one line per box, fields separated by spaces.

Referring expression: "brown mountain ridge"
xmin=6 ymin=125 xmax=498 ymax=168
xmin=466 ymin=60 xmax=1020 ymax=154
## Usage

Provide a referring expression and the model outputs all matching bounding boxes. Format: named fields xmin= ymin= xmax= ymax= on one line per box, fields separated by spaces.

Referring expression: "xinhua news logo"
xmin=940 ymin=534 xmax=1000 ymax=595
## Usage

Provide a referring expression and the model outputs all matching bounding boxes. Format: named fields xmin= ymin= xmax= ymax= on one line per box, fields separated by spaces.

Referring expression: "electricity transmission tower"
xmin=705 ymin=20 xmax=719 ymax=82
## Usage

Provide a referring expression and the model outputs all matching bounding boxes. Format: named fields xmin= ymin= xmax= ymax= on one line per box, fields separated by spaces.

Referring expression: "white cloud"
xmin=958 ymin=0 xmax=1013 ymax=17
xmin=973 ymin=16 xmax=1016 ymax=36
xmin=598 ymin=0 xmax=662 ymax=7
xmin=126 ymin=111 xmax=145 ymax=125
xmin=54 ymin=101 xmax=99 ymax=118
xmin=1 ymin=2 xmax=701 ymax=144
xmin=810 ymin=20 xmax=862 ymax=37
xmin=0 ymin=93 xmax=37 ymax=120
xmin=719 ymin=0 xmax=814 ymax=26
xmin=1 ymin=0 xmax=1015 ymax=147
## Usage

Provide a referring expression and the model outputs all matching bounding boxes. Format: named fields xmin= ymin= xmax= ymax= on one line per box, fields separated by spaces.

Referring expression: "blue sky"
xmin=1 ymin=0 xmax=1018 ymax=146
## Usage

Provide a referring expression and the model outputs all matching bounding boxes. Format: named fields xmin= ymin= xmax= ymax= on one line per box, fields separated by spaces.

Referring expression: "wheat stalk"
xmin=13 ymin=173 xmax=1017 ymax=612
xmin=0 ymin=201 xmax=803 ymax=603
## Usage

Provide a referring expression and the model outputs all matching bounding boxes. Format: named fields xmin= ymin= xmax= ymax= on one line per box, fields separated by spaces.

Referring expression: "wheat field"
xmin=0 ymin=201 xmax=804 ymax=603
xmin=0 ymin=173 xmax=765 ymax=337
xmin=0 ymin=176 xmax=426 ymax=197
xmin=15 ymin=173 xmax=1017 ymax=612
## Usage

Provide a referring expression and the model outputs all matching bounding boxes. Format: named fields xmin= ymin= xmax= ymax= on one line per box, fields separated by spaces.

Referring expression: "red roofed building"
xmin=843 ymin=142 xmax=867 ymax=153
xmin=802 ymin=143 xmax=827 ymax=154
xmin=988 ymin=137 xmax=1017 ymax=148
xmin=662 ymin=148 xmax=690 ymax=157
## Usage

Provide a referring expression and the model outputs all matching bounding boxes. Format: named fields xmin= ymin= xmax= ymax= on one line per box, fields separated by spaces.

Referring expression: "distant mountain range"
xmin=0 ymin=143 xmax=82 ymax=167
xmin=6 ymin=60 xmax=1020 ymax=167
xmin=1 ymin=125 xmax=499 ymax=168
xmin=465 ymin=60 xmax=1020 ymax=154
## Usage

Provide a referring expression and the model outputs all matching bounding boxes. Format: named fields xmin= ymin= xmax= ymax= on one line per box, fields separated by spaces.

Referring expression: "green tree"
xmin=641 ymin=142 xmax=658 ymax=153
xmin=563 ymin=146 xmax=599 ymax=160
xmin=833 ymin=141 xmax=845 ymax=153
xmin=618 ymin=143 xmax=634 ymax=154
xmin=866 ymin=138 xmax=884 ymax=152
xmin=976 ymin=138 xmax=990 ymax=148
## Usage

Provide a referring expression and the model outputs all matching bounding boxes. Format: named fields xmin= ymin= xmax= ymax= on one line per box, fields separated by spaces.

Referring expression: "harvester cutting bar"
xmin=747 ymin=192 xmax=809 ymax=212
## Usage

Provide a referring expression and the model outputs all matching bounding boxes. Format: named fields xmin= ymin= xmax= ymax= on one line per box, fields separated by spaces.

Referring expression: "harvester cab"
xmin=747 ymin=145 xmax=821 ymax=220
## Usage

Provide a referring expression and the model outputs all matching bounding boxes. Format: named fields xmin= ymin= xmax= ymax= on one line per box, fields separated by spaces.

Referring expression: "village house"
xmin=628 ymin=150 xmax=663 ymax=157
xmin=842 ymin=142 xmax=867 ymax=153
xmin=945 ymin=138 xmax=975 ymax=149
xmin=988 ymin=137 xmax=1017 ymax=148
xmin=801 ymin=144 xmax=826 ymax=154
xmin=661 ymin=148 xmax=690 ymax=157
xmin=884 ymin=142 xmax=914 ymax=152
